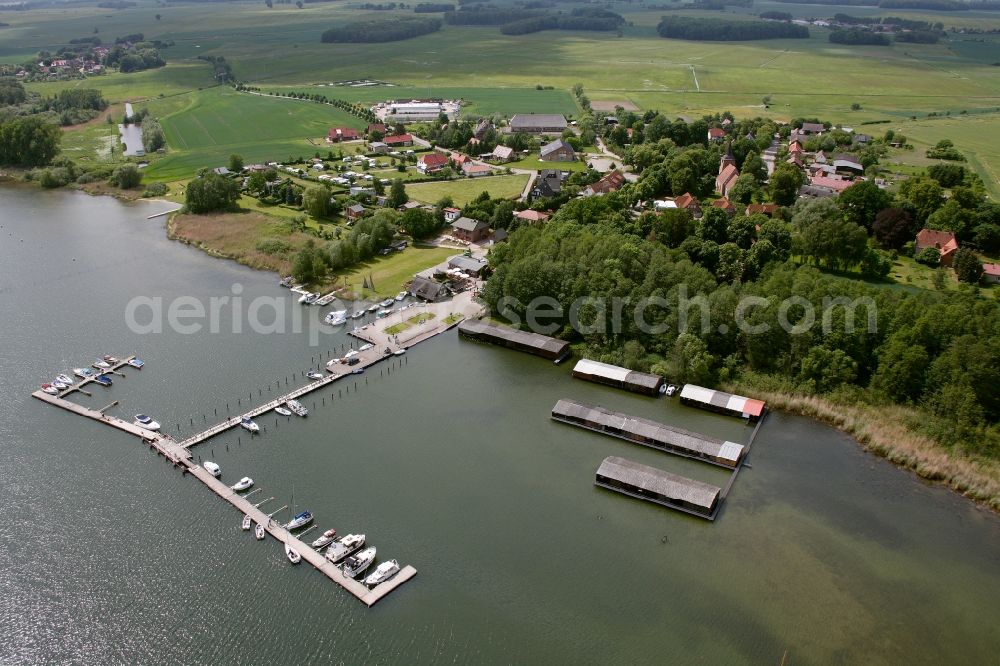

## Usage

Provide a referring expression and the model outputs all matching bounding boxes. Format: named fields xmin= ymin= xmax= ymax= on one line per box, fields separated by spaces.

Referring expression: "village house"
xmin=915 ymin=228 xmax=959 ymax=266
xmin=509 ymin=113 xmax=568 ymax=134
xmin=367 ymin=123 xmax=387 ymax=135
xmin=712 ymin=197 xmax=736 ymax=215
xmin=540 ymin=139 xmax=576 ymax=162
xmin=745 ymin=203 xmax=779 ymax=217
xmin=982 ymin=263 xmax=1000 ymax=285
xmin=473 ymin=118 xmax=493 ymax=139
xmin=800 ymin=122 xmax=826 ymax=134
xmin=462 ymin=163 xmax=492 ymax=178
xmin=583 ymin=170 xmax=625 ymax=197
xmin=443 ymin=207 xmax=462 ymax=223
xmin=451 ymin=216 xmax=490 ymax=243
xmin=345 ymin=203 xmax=366 ymax=222
xmin=708 ymin=127 xmax=727 ymax=142
xmin=674 ymin=192 xmax=702 ymax=218
xmin=715 ymin=146 xmax=740 ymax=198
xmin=448 ymin=255 xmax=489 ymax=277
xmin=417 ymin=152 xmax=449 ymax=174
xmin=789 ymin=140 xmax=804 ymax=156
xmin=532 ymin=169 xmax=567 ymax=198
xmin=833 ymin=154 xmax=864 ymax=176
xmin=408 ymin=276 xmax=449 ymax=302
xmin=368 ymin=141 xmax=389 ymax=154
xmin=382 ymin=133 xmax=414 ymax=147
xmin=809 ymin=175 xmax=853 ymax=193
xmin=327 ymin=127 xmax=360 ymax=142
xmin=491 ymin=145 xmax=514 ymax=162
xmin=451 ymin=153 xmax=470 ymax=166
xmin=514 ymin=209 xmax=550 ymax=224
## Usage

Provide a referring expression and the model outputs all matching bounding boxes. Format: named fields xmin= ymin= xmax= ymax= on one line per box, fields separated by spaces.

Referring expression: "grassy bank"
xmin=726 ymin=380 xmax=1000 ymax=513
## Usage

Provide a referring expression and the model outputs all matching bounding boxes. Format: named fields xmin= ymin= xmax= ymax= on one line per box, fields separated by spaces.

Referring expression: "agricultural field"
xmin=406 ymin=174 xmax=529 ymax=206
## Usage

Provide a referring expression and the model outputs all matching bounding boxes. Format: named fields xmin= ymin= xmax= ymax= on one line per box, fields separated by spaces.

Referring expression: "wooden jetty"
xmin=31 ymin=351 xmax=417 ymax=606
xmin=313 ymin=291 xmax=341 ymax=306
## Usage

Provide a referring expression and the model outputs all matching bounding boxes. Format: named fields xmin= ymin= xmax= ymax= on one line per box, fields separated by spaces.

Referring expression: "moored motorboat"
xmin=92 ymin=360 xmax=112 ymax=370
xmin=255 ymin=522 xmax=266 ymax=540
xmin=103 ymin=355 xmax=118 ymax=364
xmin=56 ymin=374 xmax=74 ymax=385
xmin=393 ymin=349 xmax=406 ymax=356
xmin=285 ymin=510 xmax=313 ymax=530
xmin=204 ymin=461 xmax=221 ymax=477
xmin=94 ymin=374 xmax=113 ymax=387
xmin=41 ymin=383 xmax=59 ymax=395
xmin=351 ymin=368 xmax=364 ymax=375
xmin=324 ymin=310 xmax=348 ymax=326
xmin=286 ymin=399 xmax=308 ymax=417
xmin=240 ymin=417 xmax=260 ymax=433
xmin=275 ymin=406 xmax=292 ymax=417
xmin=231 ymin=477 xmax=254 ymax=491
xmin=52 ymin=380 xmax=69 ymax=390
xmin=73 ymin=368 xmax=94 ymax=379
xmin=377 ymin=309 xmax=391 ymax=318
xmin=306 ymin=371 xmax=324 ymax=380
xmin=367 ymin=303 xmax=379 ymax=312
xmin=133 ymin=414 xmax=161 ymax=431
xmin=280 ymin=276 xmax=294 ymax=287
xmin=128 ymin=357 xmax=144 ymax=369
xmin=363 ymin=559 xmax=400 ymax=586
xmin=285 ymin=544 xmax=302 ymax=564
xmin=665 ymin=384 xmax=678 ymax=397
xmin=325 ymin=534 xmax=365 ymax=563
xmin=310 ymin=528 xmax=338 ymax=550
xmin=342 ymin=547 xmax=377 ymax=579
xmin=299 ymin=292 xmax=318 ymax=305
xmin=242 ymin=515 xmax=252 ymax=530
xmin=379 ymin=298 xmax=394 ymax=308
xmin=358 ymin=343 xmax=373 ymax=352
xmin=395 ymin=292 xmax=406 ymax=301
xmin=350 ymin=310 xmax=365 ymax=319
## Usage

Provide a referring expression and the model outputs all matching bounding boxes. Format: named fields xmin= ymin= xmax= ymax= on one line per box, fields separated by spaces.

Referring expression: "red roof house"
xmin=417 ymin=152 xmax=449 ymax=174
xmin=327 ymin=127 xmax=359 ymax=142
xmin=514 ymin=209 xmax=550 ymax=223
xmin=708 ymin=128 xmax=726 ymax=141
xmin=583 ymin=169 xmax=626 ymax=196
xmin=915 ymin=228 xmax=959 ymax=266
xmin=982 ymin=263 xmax=1000 ymax=284
xmin=383 ymin=133 xmax=413 ymax=147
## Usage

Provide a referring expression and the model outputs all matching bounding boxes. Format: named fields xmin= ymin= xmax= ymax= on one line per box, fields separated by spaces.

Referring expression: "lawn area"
xmin=385 ymin=312 xmax=435 ymax=335
xmin=139 ymin=87 xmax=365 ymax=181
xmin=339 ymin=245 xmax=454 ymax=297
xmin=507 ymin=155 xmax=589 ymax=172
xmin=406 ymin=174 xmax=529 ymax=205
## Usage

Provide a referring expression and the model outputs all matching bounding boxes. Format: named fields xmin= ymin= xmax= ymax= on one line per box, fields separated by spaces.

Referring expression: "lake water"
xmin=1 ymin=187 xmax=999 ymax=664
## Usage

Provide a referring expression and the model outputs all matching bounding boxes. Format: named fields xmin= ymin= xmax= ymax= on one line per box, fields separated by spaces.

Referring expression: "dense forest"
xmin=829 ymin=29 xmax=892 ymax=45
xmin=657 ymin=16 xmax=809 ymax=41
xmin=413 ymin=2 xmax=454 ymax=10
xmin=446 ymin=6 xmax=622 ymax=33
xmin=320 ymin=17 xmax=442 ymax=42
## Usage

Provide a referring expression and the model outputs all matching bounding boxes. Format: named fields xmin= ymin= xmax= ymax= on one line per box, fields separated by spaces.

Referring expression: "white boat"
xmin=299 ymin=292 xmax=318 ymax=305
xmin=204 ymin=461 xmax=221 ymax=477
xmin=275 ymin=406 xmax=292 ymax=417
xmin=255 ymin=522 xmax=266 ymax=540
xmin=242 ymin=515 xmax=252 ymax=530
xmin=56 ymin=374 xmax=74 ymax=385
xmin=379 ymin=298 xmax=394 ymax=307
xmin=343 ymin=349 xmax=359 ymax=359
xmin=310 ymin=528 xmax=338 ymax=550
xmin=367 ymin=304 xmax=379 ymax=312
xmin=324 ymin=310 xmax=348 ymax=326
xmin=41 ymin=383 xmax=59 ymax=395
xmin=285 ymin=544 xmax=302 ymax=564
xmin=325 ymin=534 xmax=365 ymax=563
xmin=665 ymin=384 xmax=678 ymax=397
xmin=286 ymin=400 xmax=308 ymax=417
xmin=363 ymin=559 xmax=400 ymax=586
xmin=285 ymin=510 xmax=313 ymax=530
xmin=393 ymin=349 xmax=406 ymax=356
xmin=231 ymin=477 xmax=254 ymax=491
xmin=306 ymin=371 xmax=324 ymax=380
xmin=52 ymin=380 xmax=69 ymax=390
xmin=342 ymin=547 xmax=377 ymax=579
xmin=133 ymin=414 xmax=161 ymax=431
xmin=395 ymin=292 xmax=406 ymax=301
xmin=103 ymin=355 xmax=118 ymax=364
xmin=240 ymin=417 xmax=260 ymax=432
xmin=92 ymin=360 xmax=112 ymax=370
xmin=73 ymin=368 xmax=94 ymax=379
xmin=128 ymin=357 xmax=145 ymax=369
xmin=350 ymin=310 xmax=365 ymax=319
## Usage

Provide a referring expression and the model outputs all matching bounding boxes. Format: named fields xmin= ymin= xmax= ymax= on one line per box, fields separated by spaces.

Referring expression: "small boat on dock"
xmin=351 ymin=368 xmax=364 ymax=375
xmin=94 ymin=374 xmax=113 ymax=387
xmin=363 ymin=559 xmax=400 ymax=586
xmin=299 ymin=292 xmax=318 ymax=305
xmin=306 ymin=371 xmax=324 ymax=381
xmin=275 ymin=406 xmax=292 ymax=417
xmin=280 ymin=276 xmax=294 ymax=287
xmin=350 ymin=310 xmax=365 ymax=319
xmin=379 ymin=298 xmax=394 ymax=308
xmin=342 ymin=547 xmax=377 ymax=579
xmin=41 ymin=383 xmax=59 ymax=395
xmin=285 ymin=510 xmax=313 ymax=530
xmin=242 ymin=515 xmax=252 ymax=530
xmin=204 ymin=461 xmax=221 ymax=477
xmin=231 ymin=477 xmax=254 ymax=492
xmin=325 ymin=534 xmax=365 ymax=563
xmin=285 ymin=544 xmax=302 ymax=564
xmin=255 ymin=522 xmax=266 ymax=540
xmin=56 ymin=374 xmax=74 ymax=385
xmin=377 ymin=309 xmax=391 ymax=318
xmin=395 ymin=292 xmax=406 ymax=301
xmin=103 ymin=355 xmax=118 ymax=364
xmin=92 ymin=360 xmax=112 ymax=370
xmin=310 ymin=528 xmax=338 ymax=550
xmin=665 ymin=384 xmax=678 ymax=397
xmin=128 ymin=358 xmax=144 ymax=369
xmin=324 ymin=310 xmax=347 ymax=326
xmin=367 ymin=303 xmax=379 ymax=312
xmin=286 ymin=400 xmax=308 ymax=417
xmin=358 ymin=343 xmax=373 ymax=352
xmin=393 ymin=349 xmax=406 ymax=356
xmin=133 ymin=414 xmax=161 ymax=431
xmin=240 ymin=417 xmax=260 ymax=433
xmin=73 ymin=368 xmax=94 ymax=379
xmin=52 ymin=380 xmax=69 ymax=390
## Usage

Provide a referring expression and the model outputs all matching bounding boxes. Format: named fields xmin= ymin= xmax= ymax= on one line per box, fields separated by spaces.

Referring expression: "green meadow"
xmin=406 ymin=174 xmax=529 ymax=205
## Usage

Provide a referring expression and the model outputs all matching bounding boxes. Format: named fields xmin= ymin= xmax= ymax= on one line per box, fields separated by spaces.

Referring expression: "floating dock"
xmin=679 ymin=384 xmax=766 ymax=422
xmin=551 ymin=399 xmax=744 ymax=468
xmin=595 ymin=456 xmax=721 ymax=519
xmin=571 ymin=358 xmax=664 ymax=396
xmin=458 ymin=319 xmax=571 ymax=362
xmin=31 ymin=352 xmax=416 ymax=606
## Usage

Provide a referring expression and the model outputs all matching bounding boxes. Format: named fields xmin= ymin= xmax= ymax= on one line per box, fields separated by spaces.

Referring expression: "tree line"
xmin=413 ymin=2 xmax=454 ymax=10
xmin=657 ymin=16 xmax=809 ymax=41
xmin=320 ymin=17 xmax=442 ymax=42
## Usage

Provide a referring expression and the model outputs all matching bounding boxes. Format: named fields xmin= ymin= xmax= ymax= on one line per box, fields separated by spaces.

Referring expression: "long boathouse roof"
xmin=572 ymin=359 xmax=663 ymax=394
xmin=458 ymin=319 xmax=569 ymax=360
xmin=679 ymin=384 xmax=766 ymax=419
xmin=596 ymin=456 xmax=720 ymax=516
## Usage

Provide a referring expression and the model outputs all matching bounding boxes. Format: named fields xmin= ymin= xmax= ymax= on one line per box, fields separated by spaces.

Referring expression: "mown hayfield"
xmin=406 ymin=174 xmax=528 ymax=205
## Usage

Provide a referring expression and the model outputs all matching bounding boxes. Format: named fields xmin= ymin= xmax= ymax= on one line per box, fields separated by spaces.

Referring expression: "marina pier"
xmin=31 ymin=350 xmax=417 ymax=606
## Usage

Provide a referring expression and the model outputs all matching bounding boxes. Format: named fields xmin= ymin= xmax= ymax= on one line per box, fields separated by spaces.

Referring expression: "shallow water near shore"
xmin=1 ymin=187 xmax=999 ymax=664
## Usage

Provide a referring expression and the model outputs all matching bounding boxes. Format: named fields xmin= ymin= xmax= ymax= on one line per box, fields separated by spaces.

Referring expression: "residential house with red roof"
xmin=583 ymin=169 xmax=626 ymax=196
xmin=327 ymin=127 xmax=359 ymax=142
xmin=417 ymin=152 xmax=449 ymax=174
xmin=383 ymin=133 xmax=413 ymax=147
xmin=915 ymin=228 xmax=960 ymax=266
